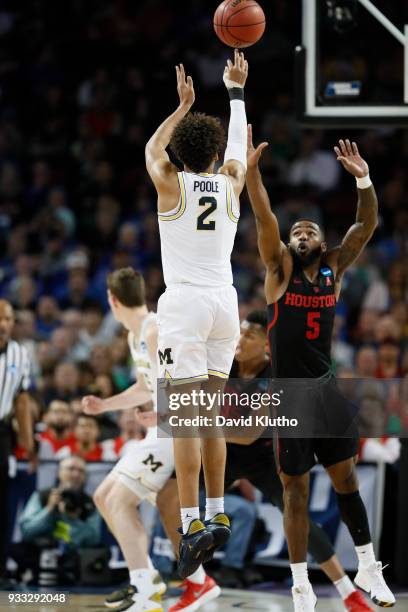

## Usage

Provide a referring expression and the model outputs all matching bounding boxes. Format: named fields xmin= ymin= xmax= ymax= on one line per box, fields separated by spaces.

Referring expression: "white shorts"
xmin=109 ymin=429 xmax=174 ymax=505
xmin=157 ymin=284 xmax=240 ymax=384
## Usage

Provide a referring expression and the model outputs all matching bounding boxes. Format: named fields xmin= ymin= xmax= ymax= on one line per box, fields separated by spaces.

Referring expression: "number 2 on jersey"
xmin=197 ymin=196 xmax=217 ymax=230
xmin=306 ymin=311 xmax=320 ymax=340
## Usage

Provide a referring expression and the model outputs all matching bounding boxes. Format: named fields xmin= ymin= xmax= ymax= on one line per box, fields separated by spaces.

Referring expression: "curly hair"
xmin=170 ymin=112 xmax=226 ymax=173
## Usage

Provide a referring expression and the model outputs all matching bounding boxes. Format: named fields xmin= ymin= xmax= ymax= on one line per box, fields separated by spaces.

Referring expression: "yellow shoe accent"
xmin=150 ymin=593 xmax=162 ymax=604
xmin=188 ymin=519 xmax=206 ymax=535
xmin=212 ymin=513 xmax=230 ymax=527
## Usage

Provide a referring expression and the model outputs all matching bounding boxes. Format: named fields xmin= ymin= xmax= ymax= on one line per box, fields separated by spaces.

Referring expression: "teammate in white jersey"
xmin=82 ymin=268 xmax=174 ymax=612
xmin=145 ymin=50 xmax=248 ymax=578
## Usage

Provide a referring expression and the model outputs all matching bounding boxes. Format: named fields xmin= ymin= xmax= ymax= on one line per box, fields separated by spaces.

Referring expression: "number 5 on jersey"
xmin=197 ymin=196 xmax=217 ymax=230
xmin=306 ymin=312 xmax=320 ymax=340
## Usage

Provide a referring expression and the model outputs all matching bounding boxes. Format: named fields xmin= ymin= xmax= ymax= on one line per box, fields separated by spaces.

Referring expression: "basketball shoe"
xmin=291 ymin=585 xmax=317 ymax=611
xmin=105 ymin=575 xmax=166 ymax=608
xmin=354 ymin=562 xmax=395 ymax=607
xmin=168 ymin=575 xmax=221 ymax=612
xmin=202 ymin=513 xmax=231 ymax=564
xmin=343 ymin=590 xmax=374 ymax=611
xmin=178 ymin=519 xmax=214 ymax=579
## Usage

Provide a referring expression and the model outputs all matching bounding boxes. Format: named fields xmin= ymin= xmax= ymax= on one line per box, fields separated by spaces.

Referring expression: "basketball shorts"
xmin=156 ymin=284 xmax=240 ymax=384
xmin=109 ymin=429 xmax=174 ymax=504
xmin=274 ymin=376 xmax=360 ymax=476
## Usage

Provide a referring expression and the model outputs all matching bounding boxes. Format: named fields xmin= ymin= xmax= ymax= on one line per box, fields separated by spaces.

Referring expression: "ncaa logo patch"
xmin=320 ymin=267 xmax=332 ymax=276
xmin=7 ymin=364 xmax=17 ymax=374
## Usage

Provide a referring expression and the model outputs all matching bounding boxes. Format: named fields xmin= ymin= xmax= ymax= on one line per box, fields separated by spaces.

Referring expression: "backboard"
xmin=296 ymin=0 xmax=408 ymax=127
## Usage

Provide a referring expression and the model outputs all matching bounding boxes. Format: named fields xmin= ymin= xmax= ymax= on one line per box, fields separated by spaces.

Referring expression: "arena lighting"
xmin=326 ymin=0 xmax=358 ymax=33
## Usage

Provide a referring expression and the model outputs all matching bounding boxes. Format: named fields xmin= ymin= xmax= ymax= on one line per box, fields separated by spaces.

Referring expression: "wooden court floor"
xmin=4 ymin=589 xmax=408 ymax=612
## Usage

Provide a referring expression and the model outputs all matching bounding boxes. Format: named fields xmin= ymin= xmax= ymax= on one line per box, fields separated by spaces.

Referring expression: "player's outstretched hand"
xmin=334 ymin=139 xmax=369 ymax=178
xmin=82 ymin=395 xmax=105 ymax=415
xmin=176 ymin=64 xmax=195 ymax=110
xmin=223 ymin=48 xmax=248 ymax=89
xmin=247 ymin=124 xmax=268 ymax=168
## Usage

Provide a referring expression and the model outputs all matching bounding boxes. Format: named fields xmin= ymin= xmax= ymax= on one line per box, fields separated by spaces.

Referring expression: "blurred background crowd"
xmin=0 ymin=0 xmax=407 ymax=588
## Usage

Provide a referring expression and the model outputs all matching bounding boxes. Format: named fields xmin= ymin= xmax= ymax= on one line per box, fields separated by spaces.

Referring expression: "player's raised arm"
xmin=145 ymin=64 xmax=195 ymax=192
xmin=328 ymin=139 xmax=378 ymax=282
xmin=246 ymin=125 xmax=287 ymax=275
xmin=219 ymin=49 xmax=248 ymax=196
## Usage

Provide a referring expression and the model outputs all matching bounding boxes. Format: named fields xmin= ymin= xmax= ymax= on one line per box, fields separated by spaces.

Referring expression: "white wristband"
xmin=356 ymin=174 xmax=372 ymax=189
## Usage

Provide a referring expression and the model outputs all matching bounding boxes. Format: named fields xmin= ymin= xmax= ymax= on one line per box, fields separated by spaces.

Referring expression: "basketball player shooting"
xmin=246 ymin=129 xmax=396 ymax=611
xmin=145 ymin=49 xmax=248 ymax=579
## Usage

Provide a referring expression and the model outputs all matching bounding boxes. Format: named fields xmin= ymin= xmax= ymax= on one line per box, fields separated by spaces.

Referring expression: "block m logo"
xmin=158 ymin=347 xmax=173 ymax=365
xmin=142 ymin=454 xmax=163 ymax=473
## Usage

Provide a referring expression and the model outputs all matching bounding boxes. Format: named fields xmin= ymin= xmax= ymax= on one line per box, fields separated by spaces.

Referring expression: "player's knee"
xmin=105 ymin=483 xmax=136 ymax=514
xmin=283 ymin=477 xmax=309 ymax=512
xmin=94 ymin=481 xmax=111 ymax=512
xmin=330 ymin=464 xmax=358 ymax=493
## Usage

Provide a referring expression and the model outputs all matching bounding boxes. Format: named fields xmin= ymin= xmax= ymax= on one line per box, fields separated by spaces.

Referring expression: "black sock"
xmin=336 ymin=490 xmax=371 ymax=546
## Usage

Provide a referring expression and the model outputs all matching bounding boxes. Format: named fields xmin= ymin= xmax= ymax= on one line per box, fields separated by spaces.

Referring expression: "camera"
xmin=60 ymin=489 xmax=83 ymax=513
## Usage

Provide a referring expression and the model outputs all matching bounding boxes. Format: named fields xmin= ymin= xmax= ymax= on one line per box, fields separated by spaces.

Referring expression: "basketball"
xmin=214 ymin=0 xmax=266 ymax=48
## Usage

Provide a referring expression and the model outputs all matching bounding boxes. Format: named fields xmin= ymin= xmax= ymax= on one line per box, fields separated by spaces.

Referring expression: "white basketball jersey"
xmin=128 ymin=312 xmax=157 ymax=411
xmin=158 ymin=172 xmax=239 ymax=287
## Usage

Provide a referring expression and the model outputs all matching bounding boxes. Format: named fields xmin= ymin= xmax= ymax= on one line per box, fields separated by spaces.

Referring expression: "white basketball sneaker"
xmin=354 ymin=562 xmax=396 ymax=607
xmin=291 ymin=584 xmax=317 ymax=611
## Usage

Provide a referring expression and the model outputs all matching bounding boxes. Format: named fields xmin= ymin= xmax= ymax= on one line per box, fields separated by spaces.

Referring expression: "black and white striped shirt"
xmin=0 ymin=341 xmax=31 ymax=421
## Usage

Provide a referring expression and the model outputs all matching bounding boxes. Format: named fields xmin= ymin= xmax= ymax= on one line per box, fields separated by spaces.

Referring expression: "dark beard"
xmin=290 ymin=245 xmax=322 ymax=269
xmin=53 ymin=423 xmax=69 ymax=435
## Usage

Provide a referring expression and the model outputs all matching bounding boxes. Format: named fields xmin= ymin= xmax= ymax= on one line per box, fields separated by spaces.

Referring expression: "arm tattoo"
xmin=337 ymin=185 xmax=378 ymax=275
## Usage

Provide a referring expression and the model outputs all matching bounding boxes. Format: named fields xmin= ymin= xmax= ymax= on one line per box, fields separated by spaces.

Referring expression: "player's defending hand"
xmin=82 ymin=395 xmax=105 ymax=415
xmin=176 ymin=64 xmax=195 ymax=111
xmin=247 ymin=124 xmax=268 ymax=168
xmin=334 ymin=139 xmax=369 ymax=178
xmin=223 ymin=48 xmax=249 ymax=89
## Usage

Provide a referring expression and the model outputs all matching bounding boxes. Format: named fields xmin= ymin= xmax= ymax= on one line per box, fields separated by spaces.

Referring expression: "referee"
xmin=0 ymin=299 xmax=34 ymax=585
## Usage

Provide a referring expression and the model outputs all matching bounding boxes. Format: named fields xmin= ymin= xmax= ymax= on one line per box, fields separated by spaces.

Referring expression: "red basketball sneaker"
xmin=344 ymin=590 xmax=374 ymax=611
xmin=169 ymin=575 xmax=221 ymax=612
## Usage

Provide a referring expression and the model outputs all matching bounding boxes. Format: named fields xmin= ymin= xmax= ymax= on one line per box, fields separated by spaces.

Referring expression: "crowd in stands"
xmin=0 ymin=0 xmax=407 ymax=584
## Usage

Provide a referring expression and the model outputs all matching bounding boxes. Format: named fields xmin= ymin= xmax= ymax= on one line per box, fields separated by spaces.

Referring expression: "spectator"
xmin=61 ymin=309 xmax=89 ymax=361
xmin=52 ymin=363 xmax=81 ymax=402
xmin=20 ymin=455 xmax=100 ymax=544
xmin=78 ymin=304 xmax=106 ymax=354
xmin=374 ymin=314 xmax=401 ymax=345
xmin=355 ymin=346 xmax=378 ymax=377
xmin=16 ymin=456 xmax=100 ymax=583
xmin=72 ymin=414 xmax=105 ymax=461
xmin=38 ymin=400 xmax=76 ymax=459
xmin=90 ymin=344 xmax=113 ymax=377
xmin=35 ymin=296 xmax=60 ymax=339
xmin=287 ymin=130 xmax=340 ymax=192
xmin=363 ymin=260 xmax=407 ymax=312
xmin=58 ymin=270 xmax=92 ymax=311
xmin=50 ymin=328 xmax=75 ymax=362
xmin=352 ymin=309 xmax=379 ymax=346
xmin=375 ymin=339 xmax=402 ymax=379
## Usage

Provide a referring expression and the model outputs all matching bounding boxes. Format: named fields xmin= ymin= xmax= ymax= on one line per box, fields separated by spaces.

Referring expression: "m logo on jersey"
xmin=142 ymin=454 xmax=163 ymax=473
xmin=158 ymin=348 xmax=174 ymax=365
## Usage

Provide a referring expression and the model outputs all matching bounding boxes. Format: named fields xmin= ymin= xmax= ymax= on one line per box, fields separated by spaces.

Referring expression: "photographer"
xmin=19 ymin=456 xmax=100 ymax=548
xmin=11 ymin=456 xmax=100 ymax=585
